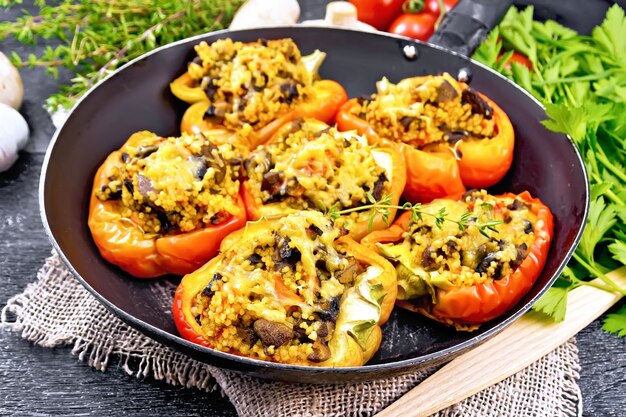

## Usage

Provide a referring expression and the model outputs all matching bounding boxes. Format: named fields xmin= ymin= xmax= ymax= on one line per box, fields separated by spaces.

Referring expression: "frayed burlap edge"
xmin=1 ymin=253 xmax=582 ymax=417
xmin=1 ymin=254 xmax=218 ymax=391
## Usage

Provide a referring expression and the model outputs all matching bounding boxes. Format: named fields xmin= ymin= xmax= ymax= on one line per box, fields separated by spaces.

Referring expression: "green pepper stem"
xmin=402 ymin=0 xmax=426 ymax=14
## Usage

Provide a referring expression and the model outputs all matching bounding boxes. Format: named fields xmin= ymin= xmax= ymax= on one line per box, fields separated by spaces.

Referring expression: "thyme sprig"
xmin=326 ymin=193 xmax=503 ymax=238
xmin=0 ymin=0 xmax=244 ymax=111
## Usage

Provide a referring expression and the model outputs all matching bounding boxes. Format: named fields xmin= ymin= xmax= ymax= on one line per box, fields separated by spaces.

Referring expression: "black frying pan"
xmin=39 ymin=0 xmax=588 ymax=383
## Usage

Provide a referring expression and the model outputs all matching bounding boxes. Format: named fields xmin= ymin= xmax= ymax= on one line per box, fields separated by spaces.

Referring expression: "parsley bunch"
xmin=473 ymin=5 xmax=626 ymax=334
xmin=0 ymin=0 xmax=243 ymax=111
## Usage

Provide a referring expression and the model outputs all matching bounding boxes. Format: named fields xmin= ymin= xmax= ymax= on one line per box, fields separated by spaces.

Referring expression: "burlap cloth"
xmin=1 ymin=253 xmax=582 ymax=417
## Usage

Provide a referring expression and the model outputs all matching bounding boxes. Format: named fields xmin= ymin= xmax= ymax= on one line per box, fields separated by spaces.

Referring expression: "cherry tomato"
xmin=388 ymin=12 xmax=437 ymax=42
xmin=349 ymin=0 xmax=406 ymax=30
xmin=425 ymin=0 xmax=458 ymax=15
xmin=501 ymin=51 xmax=533 ymax=70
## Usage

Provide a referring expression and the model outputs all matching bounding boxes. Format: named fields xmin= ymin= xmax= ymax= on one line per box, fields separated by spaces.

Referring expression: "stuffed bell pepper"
xmin=336 ymin=73 xmax=514 ymax=203
xmin=241 ymin=118 xmax=406 ymax=241
xmin=88 ymin=131 xmax=247 ymax=278
xmin=362 ymin=189 xmax=553 ymax=329
xmin=172 ymin=38 xmax=347 ymax=149
xmin=173 ymin=210 xmax=397 ymax=366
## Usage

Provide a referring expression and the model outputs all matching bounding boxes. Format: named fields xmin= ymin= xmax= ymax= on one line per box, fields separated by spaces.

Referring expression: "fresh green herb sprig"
xmin=0 ymin=0 xmax=244 ymax=111
xmin=473 ymin=5 xmax=626 ymax=334
xmin=326 ymin=192 xmax=503 ymax=238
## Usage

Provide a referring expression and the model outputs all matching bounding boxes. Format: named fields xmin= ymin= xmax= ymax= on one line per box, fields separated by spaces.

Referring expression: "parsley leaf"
xmin=579 ymin=197 xmax=616 ymax=263
xmin=602 ymin=305 xmax=626 ymax=337
xmin=594 ymin=74 xmax=626 ymax=103
xmin=541 ymin=103 xmax=587 ymax=143
xmin=532 ymin=287 xmax=569 ymax=322
xmin=590 ymin=182 xmax=613 ymax=201
xmin=608 ymin=240 xmax=626 ymax=266
xmin=613 ymin=205 xmax=626 ymax=224
xmin=591 ymin=5 xmax=626 ymax=65
xmin=473 ymin=28 xmax=502 ymax=68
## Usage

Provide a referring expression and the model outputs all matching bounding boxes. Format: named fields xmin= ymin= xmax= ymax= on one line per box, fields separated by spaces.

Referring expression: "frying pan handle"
xmin=427 ymin=0 xmax=513 ymax=56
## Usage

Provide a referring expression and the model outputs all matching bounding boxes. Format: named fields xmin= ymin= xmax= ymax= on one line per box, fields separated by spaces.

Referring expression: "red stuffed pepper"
xmin=171 ymin=38 xmax=347 ymax=150
xmin=336 ymin=73 xmax=514 ymax=203
xmin=173 ymin=210 xmax=397 ymax=366
xmin=361 ymin=189 xmax=553 ymax=329
xmin=88 ymin=131 xmax=247 ymax=278
xmin=241 ymin=118 xmax=406 ymax=241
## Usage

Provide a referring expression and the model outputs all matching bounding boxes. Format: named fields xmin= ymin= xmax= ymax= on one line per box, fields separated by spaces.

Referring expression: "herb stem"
xmin=578 ymin=280 xmax=617 ymax=293
xmin=573 ymin=252 xmax=626 ymax=296
xmin=605 ymin=189 xmax=626 ymax=207
xmin=531 ymin=70 xmax=617 ymax=86
xmin=596 ymin=151 xmax=626 ymax=184
xmin=588 ymin=170 xmax=626 ymax=206
xmin=434 ymin=0 xmax=447 ymax=29
xmin=334 ymin=203 xmax=396 ymax=216
xmin=333 ymin=198 xmax=501 ymax=236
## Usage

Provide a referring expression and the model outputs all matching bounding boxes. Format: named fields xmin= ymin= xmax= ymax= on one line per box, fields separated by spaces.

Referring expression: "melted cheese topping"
xmin=191 ymin=211 xmax=385 ymax=364
xmin=188 ymin=38 xmax=314 ymax=131
xmin=352 ymin=73 xmax=497 ymax=148
xmin=245 ymin=119 xmax=391 ymax=226
xmin=96 ymin=132 xmax=244 ymax=234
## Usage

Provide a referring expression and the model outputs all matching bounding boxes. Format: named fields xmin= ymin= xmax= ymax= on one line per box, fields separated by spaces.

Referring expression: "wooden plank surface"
xmin=1 ymin=1 xmax=625 ymax=416
xmin=377 ymin=269 xmax=626 ymax=417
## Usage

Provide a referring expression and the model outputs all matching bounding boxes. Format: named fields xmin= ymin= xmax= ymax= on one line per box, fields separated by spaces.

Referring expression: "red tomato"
xmin=425 ymin=0 xmax=459 ymax=15
xmin=501 ymin=51 xmax=533 ymax=70
xmin=388 ymin=12 xmax=437 ymax=41
xmin=349 ymin=0 xmax=406 ymax=30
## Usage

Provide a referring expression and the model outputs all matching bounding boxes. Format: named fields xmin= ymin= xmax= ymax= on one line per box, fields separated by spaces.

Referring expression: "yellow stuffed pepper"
xmin=241 ymin=118 xmax=406 ymax=241
xmin=171 ymin=38 xmax=347 ymax=149
xmin=172 ymin=211 xmax=397 ymax=366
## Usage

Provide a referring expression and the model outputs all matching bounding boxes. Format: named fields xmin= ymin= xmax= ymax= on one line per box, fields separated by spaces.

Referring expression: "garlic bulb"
xmin=229 ymin=0 xmax=300 ymax=29
xmin=0 ymin=51 xmax=24 ymax=110
xmin=0 ymin=102 xmax=29 ymax=172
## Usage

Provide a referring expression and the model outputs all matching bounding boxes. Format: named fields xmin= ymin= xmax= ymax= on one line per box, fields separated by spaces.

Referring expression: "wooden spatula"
xmin=376 ymin=267 xmax=626 ymax=417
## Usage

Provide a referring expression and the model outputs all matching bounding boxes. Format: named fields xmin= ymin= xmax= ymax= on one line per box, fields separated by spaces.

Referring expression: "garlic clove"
xmin=0 ymin=102 xmax=29 ymax=172
xmin=0 ymin=51 xmax=24 ymax=110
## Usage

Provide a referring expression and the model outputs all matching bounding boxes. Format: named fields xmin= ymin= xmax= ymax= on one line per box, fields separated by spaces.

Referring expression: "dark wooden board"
xmin=1 ymin=1 xmax=625 ymax=415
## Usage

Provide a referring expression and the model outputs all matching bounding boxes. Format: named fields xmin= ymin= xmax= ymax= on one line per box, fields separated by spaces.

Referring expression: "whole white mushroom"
xmin=0 ymin=102 xmax=29 ymax=172
xmin=0 ymin=51 xmax=24 ymax=110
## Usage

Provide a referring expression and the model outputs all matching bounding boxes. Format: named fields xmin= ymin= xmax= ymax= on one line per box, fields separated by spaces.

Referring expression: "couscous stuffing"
xmin=191 ymin=211 xmax=377 ymax=363
xmin=96 ymin=131 xmax=244 ymax=235
xmin=376 ymin=189 xmax=539 ymax=300
xmin=244 ymin=119 xmax=392 ymax=227
xmin=350 ymin=73 xmax=497 ymax=149
xmin=187 ymin=38 xmax=314 ymax=131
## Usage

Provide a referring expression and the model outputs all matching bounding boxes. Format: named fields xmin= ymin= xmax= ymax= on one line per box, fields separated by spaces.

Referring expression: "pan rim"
xmin=39 ymin=25 xmax=589 ymax=378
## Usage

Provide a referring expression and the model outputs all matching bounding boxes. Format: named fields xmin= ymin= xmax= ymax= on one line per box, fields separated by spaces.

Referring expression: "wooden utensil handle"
xmin=376 ymin=267 xmax=626 ymax=417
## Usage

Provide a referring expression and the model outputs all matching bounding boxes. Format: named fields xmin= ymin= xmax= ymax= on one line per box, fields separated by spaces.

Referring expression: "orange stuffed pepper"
xmin=362 ymin=189 xmax=553 ymax=329
xmin=336 ymin=73 xmax=514 ymax=203
xmin=241 ymin=118 xmax=406 ymax=241
xmin=171 ymin=38 xmax=347 ymax=149
xmin=88 ymin=131 xmax=247 ymax=278
xmin=172 ymin=211 xmax=397 ymax=366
